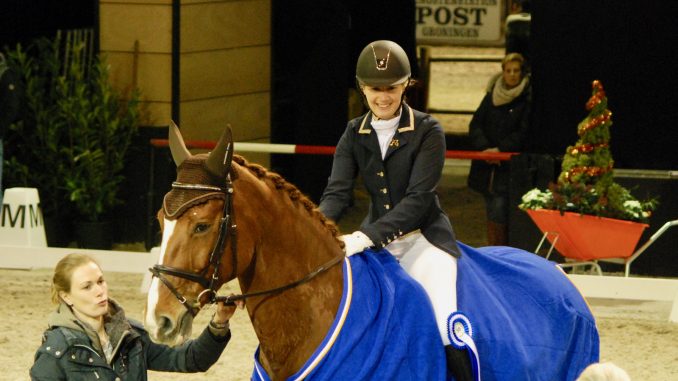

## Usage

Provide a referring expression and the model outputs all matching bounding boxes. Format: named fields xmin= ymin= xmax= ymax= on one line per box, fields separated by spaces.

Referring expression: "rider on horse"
xmin=318 ymin=40 xmax=474 ymax=380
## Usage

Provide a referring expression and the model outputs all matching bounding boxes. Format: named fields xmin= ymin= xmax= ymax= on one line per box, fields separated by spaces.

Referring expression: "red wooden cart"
xmin=526 ymin=209 xmax=677 ymax=277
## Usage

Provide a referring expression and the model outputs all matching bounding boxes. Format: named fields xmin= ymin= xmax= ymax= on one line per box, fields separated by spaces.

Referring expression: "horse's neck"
xmin=237 ymin=178 xmax=344 ymax=379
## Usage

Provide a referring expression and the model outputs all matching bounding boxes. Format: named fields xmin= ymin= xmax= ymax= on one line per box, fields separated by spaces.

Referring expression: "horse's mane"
xmin=232 ymin=155 xmax=344 ymax=247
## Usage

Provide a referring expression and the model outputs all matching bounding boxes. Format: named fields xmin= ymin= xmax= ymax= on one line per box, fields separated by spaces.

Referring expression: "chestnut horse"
xmin=144 ymin=124 xmax=355 ymax=377
xmin=145 ymin=124 xmax=599 ymax=381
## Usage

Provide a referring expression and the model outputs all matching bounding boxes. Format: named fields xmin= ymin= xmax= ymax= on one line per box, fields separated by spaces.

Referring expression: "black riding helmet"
xmin=356 ymin=40 xmax=411 ymax=87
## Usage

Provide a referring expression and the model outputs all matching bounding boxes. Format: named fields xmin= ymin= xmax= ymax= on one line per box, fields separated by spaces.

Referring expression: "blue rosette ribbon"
xmin=447 ymin=312 xmax=481 ymax=381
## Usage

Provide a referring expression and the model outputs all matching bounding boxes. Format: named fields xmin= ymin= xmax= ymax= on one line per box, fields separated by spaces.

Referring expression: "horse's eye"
xmin=194 ymin=223 xmax=210 ymax=234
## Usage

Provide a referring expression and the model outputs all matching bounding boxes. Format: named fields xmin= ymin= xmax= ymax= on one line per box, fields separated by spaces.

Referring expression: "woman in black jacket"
xmin=319 ymin=40 xmax=472 ymax=381
xmin=30 ymin=253 xmax=242 ymax=380
xmin=468 ymin=52 xmax=531 ymax=246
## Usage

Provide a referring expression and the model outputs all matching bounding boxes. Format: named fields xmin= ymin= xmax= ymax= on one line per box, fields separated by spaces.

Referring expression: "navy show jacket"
xmin=319 ymin=104 xmax=461 ymax=257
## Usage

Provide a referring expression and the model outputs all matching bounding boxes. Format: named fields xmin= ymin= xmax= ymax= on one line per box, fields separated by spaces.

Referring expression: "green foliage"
xmin=520 ymin=81 xmax=657 ymax=223
xmin=519 ymin=184 xmax=658 ymax=223
xmin=2 ymin=32 xmax=140 ymax=222
xmin=3 ymin=38 xmax=70 ymax=217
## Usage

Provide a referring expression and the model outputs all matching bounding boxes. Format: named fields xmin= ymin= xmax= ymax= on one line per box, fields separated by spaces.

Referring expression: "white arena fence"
xmin=1 ymin=244 xmax=677 ymax=323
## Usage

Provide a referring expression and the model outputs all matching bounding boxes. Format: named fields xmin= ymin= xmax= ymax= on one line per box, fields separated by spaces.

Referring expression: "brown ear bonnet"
xmin=162 ymin=121 xmax=233 ymax=219
xmin=162 ymin=155 xmax=227 ymax=219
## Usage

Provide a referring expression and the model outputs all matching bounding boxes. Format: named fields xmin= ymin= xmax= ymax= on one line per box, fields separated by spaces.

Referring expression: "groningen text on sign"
xmin=416 ymin=0 xmax=502 ymax=45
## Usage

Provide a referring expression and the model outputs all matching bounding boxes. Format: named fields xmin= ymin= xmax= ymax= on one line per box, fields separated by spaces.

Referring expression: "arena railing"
xmin=149 ymin=139 xmax=517 ymax=161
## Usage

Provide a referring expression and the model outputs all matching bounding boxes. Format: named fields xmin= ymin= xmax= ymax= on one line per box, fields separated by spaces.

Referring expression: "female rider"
xmin=319 ymin=40 xmax=473 ymax=381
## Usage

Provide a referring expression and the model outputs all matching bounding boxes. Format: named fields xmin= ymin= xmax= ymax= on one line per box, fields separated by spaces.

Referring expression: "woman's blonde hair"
xmin=501 ymin=52 xmax=525 ymax=70
xmin=51 ymin=253 xmax=101 ymax=304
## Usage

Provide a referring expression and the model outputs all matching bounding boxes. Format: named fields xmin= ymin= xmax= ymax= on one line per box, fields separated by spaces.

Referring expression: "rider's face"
xmin=361 ymin=83 xmax=406 ymax=120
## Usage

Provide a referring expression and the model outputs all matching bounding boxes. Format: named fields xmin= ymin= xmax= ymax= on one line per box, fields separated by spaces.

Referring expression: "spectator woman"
xmin=468 ymin=52 xmax=531 ymax=246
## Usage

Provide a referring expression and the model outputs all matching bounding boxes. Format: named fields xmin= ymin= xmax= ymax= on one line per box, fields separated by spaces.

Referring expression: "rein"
xmin=150 ymin=179 xmax=345 ymax=316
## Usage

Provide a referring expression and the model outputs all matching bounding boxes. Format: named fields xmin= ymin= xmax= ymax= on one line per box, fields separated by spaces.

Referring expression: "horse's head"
xmin=145 ymin=123 xmax=346 ymax=368
xmin=144 ymin=122 xmax=240 ymax=345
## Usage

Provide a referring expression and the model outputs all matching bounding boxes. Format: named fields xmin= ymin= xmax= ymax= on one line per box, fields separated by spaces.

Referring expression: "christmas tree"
xmin=520 ymin=80 xmax=656 ymax=222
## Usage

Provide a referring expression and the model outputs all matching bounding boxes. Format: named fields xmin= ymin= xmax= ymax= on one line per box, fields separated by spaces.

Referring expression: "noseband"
xmin=150 ymin=179 xmax=344 ymax=317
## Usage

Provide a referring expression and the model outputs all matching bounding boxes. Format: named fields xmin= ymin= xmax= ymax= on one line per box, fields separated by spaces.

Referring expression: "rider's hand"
xmin=340 ymin=231 xmax=374 ymax=257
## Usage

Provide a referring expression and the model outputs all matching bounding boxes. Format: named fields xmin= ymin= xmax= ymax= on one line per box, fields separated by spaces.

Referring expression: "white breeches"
xmin=386 ymin=231 xmax=458 ymax=346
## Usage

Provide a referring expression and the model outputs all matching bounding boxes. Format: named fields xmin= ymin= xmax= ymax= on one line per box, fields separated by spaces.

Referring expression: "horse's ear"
xmin=168 ymin=120 xmax=191 ymax=167
xmin=206 ymin=124 xmax=233 ymax=179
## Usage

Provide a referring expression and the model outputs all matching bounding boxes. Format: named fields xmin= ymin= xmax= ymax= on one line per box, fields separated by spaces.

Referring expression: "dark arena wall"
xmin=529 ymin=0 xmax=678 ymax=170
xmin=519 ymin=0 xmax=678 ymax=276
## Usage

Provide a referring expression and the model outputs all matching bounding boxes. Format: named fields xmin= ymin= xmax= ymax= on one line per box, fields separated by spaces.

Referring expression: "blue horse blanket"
xmin=251 ymin=249 xmax=447 ymax=381
xmin=456 ymin=242 xmax=599 ymax=381
xmin=251 ymin=243 xmax=599 ymax=381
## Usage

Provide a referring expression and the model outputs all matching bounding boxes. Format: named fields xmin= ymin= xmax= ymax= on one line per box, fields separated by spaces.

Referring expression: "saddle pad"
xmin=251 ymin=249 xmax=447 ymax=381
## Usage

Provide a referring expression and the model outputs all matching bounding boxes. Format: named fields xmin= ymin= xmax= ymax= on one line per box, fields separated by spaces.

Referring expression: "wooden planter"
xmin=526 ymin=209 xmax=648 ymax=261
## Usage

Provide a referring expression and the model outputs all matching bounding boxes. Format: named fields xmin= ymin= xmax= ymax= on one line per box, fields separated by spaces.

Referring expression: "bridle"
xmin=149 ymin=179 xmax=236 ymax=317
xmin=149 ymin=178 xmax=345 ymax=317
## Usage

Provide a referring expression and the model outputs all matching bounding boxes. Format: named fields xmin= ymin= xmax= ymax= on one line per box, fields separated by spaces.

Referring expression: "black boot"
xmin=445 ymin=345 xmax=474 ymax=381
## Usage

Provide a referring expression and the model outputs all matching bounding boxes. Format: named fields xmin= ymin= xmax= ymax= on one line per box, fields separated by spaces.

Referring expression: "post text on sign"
xmin=415 ymin=0 xmax=501 ymax=44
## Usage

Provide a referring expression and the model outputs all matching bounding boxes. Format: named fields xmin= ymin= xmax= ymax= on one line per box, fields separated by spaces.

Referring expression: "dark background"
xmin=0 ymin=0 xmax=98 ymax=49
xmin=509 ymin=0 xmax=678 ymax=275
xmin=529 ymin=0 xmax=678 ymax=170
xmin=270 ymin=0 xmax=419 ymax=203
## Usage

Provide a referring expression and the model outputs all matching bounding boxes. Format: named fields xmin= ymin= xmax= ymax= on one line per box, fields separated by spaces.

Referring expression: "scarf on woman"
xmin=492 ymin=75 xmax=528 ymax=106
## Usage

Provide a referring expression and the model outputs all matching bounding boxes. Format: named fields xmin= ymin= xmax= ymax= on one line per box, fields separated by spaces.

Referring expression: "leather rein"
xmin=149 ymin=179 xmax=345 ymax=317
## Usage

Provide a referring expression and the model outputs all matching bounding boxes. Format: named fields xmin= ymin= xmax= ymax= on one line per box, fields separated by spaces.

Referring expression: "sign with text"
xmin=0 ymin=187 xmax=47 ymax=247
xmin=416 ymin=0 xmax=503 ymax=45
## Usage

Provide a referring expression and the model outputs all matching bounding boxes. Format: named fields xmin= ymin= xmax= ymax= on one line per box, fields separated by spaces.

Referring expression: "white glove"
xmin=340 ymin=231 xmax=374 ymax=256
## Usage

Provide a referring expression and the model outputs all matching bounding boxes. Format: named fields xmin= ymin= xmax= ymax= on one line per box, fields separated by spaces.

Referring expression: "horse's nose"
xmin=156 ymin=315 xmax=175 ymax=337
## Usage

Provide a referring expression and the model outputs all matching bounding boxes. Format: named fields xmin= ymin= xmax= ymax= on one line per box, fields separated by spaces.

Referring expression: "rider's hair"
xmin=51 ymin=253 xmax=101 ymax=305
